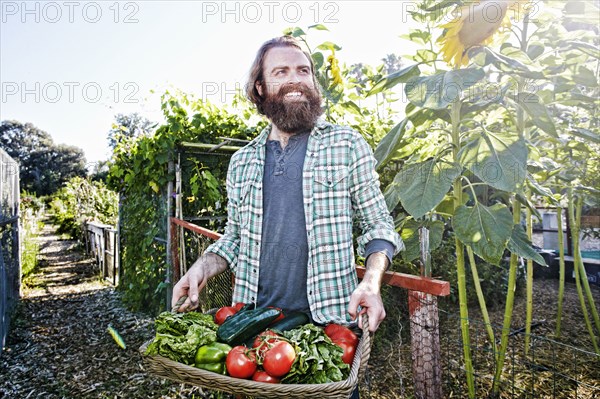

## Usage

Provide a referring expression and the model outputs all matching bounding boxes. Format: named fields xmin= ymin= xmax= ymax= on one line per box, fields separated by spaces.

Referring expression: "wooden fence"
xmin=0 ymin=148 xmax=20 ymax=355
xmin=84 ymin=221 xmax=119 ymax=285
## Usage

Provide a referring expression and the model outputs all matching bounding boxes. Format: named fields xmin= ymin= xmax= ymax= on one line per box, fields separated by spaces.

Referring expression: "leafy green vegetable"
xmin=281 ymin=324 xmax=350 ymax=384
xmin=145 ymin=311 xmax=218 ymax=365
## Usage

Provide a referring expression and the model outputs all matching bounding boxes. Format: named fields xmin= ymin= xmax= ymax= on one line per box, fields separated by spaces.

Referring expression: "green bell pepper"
xmin=194 ymin=342 xmax=232 ymax=374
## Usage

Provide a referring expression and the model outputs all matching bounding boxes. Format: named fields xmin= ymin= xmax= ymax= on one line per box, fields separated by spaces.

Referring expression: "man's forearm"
xmin=362 ymin=252 xmax=389 ymax=289
xmin=197 ymin=252 xmax=229 ymax=279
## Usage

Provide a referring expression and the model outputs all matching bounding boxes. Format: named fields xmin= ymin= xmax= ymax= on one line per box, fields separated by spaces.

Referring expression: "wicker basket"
xmin=140 ymin=314 xmax=373 ymax=399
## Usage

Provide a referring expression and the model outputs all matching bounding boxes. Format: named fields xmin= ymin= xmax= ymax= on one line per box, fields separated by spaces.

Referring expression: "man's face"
xmin=257 ymin=46 xmax=322 ymax=134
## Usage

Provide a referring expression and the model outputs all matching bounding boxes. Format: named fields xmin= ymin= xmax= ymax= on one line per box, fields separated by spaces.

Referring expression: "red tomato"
xmin=233 ymin=302 xmax=246 ymax=311
xmin=324 ymin=323 xmax=359 ymax=347
xmin=215 ymin=306 xmax=238 ymax=325
xmin=252 ymin=370 xmax=280 ymax=384
xmin=336 ymin=340 xmax=357 ymax=365
xmin=252 ymin=330 xmax=280 ymax=358
xmin=226 ymin=346 xmax=257 ymax=379
xmin=263 ymin=341 xmax=296 ymax=378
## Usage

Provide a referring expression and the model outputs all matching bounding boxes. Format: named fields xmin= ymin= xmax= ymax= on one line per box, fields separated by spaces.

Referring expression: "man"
xmin=172 ymin=36 xmax=402 ymax=335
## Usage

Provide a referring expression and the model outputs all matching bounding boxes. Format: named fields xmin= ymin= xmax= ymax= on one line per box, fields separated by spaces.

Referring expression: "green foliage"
xmin=107 ymin=113 xmax=157 ymax=150
xmin=49 ymin=177 xmax=118 ymax=239
xmin=19 ymin=193 xmax=45 ymax=281
xmin=0 ymin=120 xmax=87 ymax=196
xmin=375 ymin=0 xmax=599 ymax=264
xmin=145 ymin=311 xmax=218 ymax=365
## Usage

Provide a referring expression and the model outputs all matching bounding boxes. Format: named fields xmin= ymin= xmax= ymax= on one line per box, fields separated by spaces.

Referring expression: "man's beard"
xmin=261 ymin=83 xmax=323 ymax=134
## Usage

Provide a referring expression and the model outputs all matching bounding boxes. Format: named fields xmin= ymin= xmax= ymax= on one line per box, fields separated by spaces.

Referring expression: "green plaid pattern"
xmin=206 ymin=120 xmax=403 ymax=324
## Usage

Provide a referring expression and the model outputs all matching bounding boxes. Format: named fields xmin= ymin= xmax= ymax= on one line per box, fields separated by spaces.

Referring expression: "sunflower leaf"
xmin=384 ymin=159 xmax=461 ymax=218
xmin=515 ymin=93 xmax=558 ymax=137
xmin=453 ymin=204 xmax=513 ymax=265
xmin=374 ymin=118 xmax=410 ymax=169
xmin=405 ymin=68 xmax=485 ymax=109
xmin=367 ymin=64 xmax=421 ymax=96
xmin=507 ymin=224 xmax=547 ymax=266
xmin=458 ymin=130 xmax=528 ymax=192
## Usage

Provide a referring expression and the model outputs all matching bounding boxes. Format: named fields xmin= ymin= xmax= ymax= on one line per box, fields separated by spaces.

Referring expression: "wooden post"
xmin=170 ymin=219 xmax=181 ymax=285
xmin=409 ymin=291 xmax=443 ymax=399
xmin=175 ymin=154 xmax=187 ymax=275
xmin=166 ymin=160 xmax=174 ymax=309
xmin=409 ymin=227 xmax=443 ymax=399
xmin=13 ymin=175 xmax=20 ymax=300
xmin=117 ymin=194 xmax=123 ymax=284
xmin=111 ymin=229 xmax=117 ymax=286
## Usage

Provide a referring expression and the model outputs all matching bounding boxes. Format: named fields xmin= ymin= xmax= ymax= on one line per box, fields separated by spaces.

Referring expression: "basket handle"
xmin=172 ymin=294 xmax=188 ymax=312
xmin=358 ymin=312 xmax=374 ymax=382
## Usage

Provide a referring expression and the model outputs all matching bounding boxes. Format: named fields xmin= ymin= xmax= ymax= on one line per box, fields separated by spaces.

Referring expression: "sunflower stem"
xmin=450 ymin=95 xmax=475 ymax=398
xmin=554 ymin=205 xmax=566 ymax=338
xmin=492 ymin=199 xmax=521 ymax=395
xmin=574 ymin=191 xmax=600 ymax=343
xmin=568 ymin=188 xmax=600 ymax=355
xmin=493 ymin=17 xmax=529 ymax=384
xmin=466 ymin=246 xmax=497 ymax=360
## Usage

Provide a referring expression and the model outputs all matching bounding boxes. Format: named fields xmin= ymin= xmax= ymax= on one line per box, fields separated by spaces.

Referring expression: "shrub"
xmin=49 ymin=177 xmax=118 ymax=240
xmin=19 ymin=193 xmax=45 ymax=280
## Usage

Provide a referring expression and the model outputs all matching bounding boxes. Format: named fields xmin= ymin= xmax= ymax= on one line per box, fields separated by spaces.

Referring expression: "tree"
xmin=89 ymin=160 xmax=110 ymax=183
xmin=0 ymin=120 xmax=87 ymax=195
xmin=107 ymin=113 xmax=156 ymax=150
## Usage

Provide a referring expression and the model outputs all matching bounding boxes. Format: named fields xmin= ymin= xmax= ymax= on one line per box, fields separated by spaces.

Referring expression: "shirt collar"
xmin=249 ymin=118 xmax=330 ymax=149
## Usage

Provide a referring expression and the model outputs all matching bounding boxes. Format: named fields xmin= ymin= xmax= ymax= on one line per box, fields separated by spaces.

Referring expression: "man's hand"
xmin=348 ymin=252 xmax=388 ymax=332
xmin=171 ymin=253 xmax=228 ymax=312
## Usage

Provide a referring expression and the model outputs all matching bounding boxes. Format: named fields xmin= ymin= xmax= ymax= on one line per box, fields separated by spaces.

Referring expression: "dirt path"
xmin=0 ymin=221 xmax=206 ymax=399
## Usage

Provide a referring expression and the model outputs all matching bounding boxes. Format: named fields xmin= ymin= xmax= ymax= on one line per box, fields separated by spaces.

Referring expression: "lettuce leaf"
xmin=145 ymin=311 xmax=218 ymax=365
xmin=281 ymin=324 xmax=350 ymax=384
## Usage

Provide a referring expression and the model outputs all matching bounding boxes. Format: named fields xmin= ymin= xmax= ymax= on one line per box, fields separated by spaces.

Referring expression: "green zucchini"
xmin=269 ymin=311 xmax=310 ymax=333
xmin=217 ymin=307 xmax=282 ymax=346
xmin=215 ymin=302 xmax=256 ymax=326
xmin=238 ymin=302 xmax=256 ymax=312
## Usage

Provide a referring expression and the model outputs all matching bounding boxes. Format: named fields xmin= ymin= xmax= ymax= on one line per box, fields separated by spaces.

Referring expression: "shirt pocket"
xmin=313 ymin=166 xmax=350 ymax=217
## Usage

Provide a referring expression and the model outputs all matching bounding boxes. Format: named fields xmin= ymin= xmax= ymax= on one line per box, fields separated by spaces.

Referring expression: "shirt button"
xmin=253 ymin=269 xmax=256 ymax=273
xmin=251 ymin=296 xmax=255 ymax=301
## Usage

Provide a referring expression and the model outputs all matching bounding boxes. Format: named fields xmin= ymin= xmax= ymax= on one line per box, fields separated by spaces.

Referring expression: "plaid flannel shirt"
xmin=205 ymin=120 xmax=403 ymax=324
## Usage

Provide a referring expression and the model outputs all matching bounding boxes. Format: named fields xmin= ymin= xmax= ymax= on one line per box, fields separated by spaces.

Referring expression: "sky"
xmin=1 ymin=0 xmax=423 ymax=168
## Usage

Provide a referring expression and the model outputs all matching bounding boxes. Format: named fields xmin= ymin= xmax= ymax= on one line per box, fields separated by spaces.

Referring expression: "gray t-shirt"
xmin=257 ymin=131 xmax=311 ymax=314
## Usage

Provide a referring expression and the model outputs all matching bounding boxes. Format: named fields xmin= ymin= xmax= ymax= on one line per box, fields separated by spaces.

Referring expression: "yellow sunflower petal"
xmin=438 ymin=0 xmax=520 ymax=67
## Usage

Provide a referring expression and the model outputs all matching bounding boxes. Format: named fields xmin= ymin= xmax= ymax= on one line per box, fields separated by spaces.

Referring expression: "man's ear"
xmin=255 ymin=81 xmax=263 ymax=97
